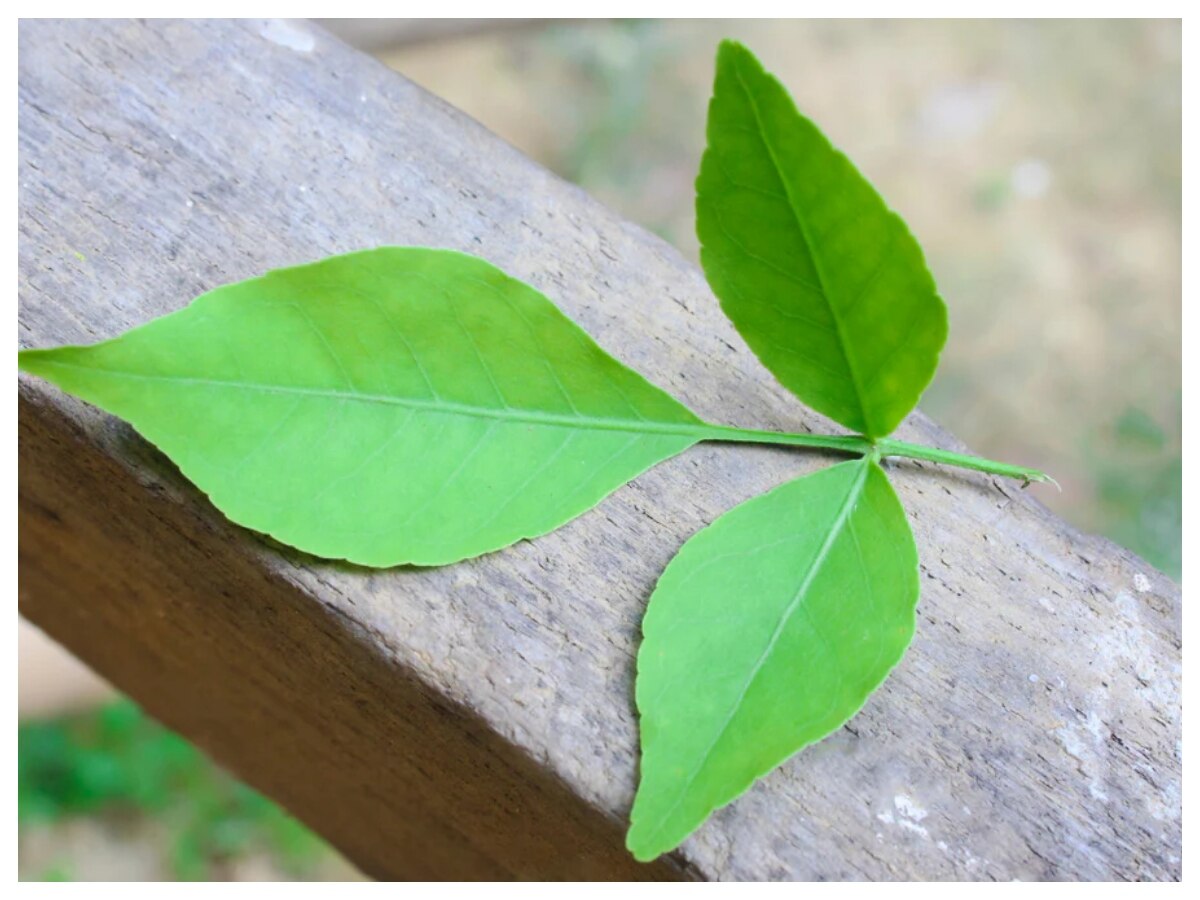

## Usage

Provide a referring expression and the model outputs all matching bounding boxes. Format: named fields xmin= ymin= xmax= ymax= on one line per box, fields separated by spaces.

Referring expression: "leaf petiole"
xmin=697 ymin=424 xmax=873 ymax=455
xmin=700 ymin=424 xmax=1053 ymax=486
xmin=875 ymin=437 xmax=1058 ymax=488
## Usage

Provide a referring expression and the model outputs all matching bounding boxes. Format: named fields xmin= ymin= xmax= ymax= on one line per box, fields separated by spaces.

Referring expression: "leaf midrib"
xmin=728 ymin=54 xmax=872 ymax=434
xmin=30 ymin=358 xmax=710 ymax=440
xmin=638 ymin=458 xmax=870 ymax=851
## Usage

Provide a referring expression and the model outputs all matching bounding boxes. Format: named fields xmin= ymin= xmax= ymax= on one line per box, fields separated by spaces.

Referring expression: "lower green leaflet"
xmin=627 ymin=457 xmax=919 ymax=861
xmin=18 ymin=248 xmax=706 ymax=567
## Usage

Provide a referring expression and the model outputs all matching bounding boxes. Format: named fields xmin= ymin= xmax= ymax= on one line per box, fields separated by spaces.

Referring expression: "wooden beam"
xmin=18 ymin=19 xmax=1181 ymax=880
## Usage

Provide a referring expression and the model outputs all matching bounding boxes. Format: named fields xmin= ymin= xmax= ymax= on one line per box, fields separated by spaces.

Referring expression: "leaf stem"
xmin=875 ymin=438 xmax=1058 ymax=487
xmin=700 ymin=424 xmax=1055 ymax=486
xmin=699 ymin=424 xmax=872 ymax=455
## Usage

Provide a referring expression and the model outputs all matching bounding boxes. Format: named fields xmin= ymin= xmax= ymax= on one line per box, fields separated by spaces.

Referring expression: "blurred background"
xmin=19 ymin=19 xmax=1180 ymax=880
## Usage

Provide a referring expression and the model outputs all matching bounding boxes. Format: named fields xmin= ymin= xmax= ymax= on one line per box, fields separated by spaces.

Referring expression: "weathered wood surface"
xmin=18 ymin=19 xmax=1181 ymax=881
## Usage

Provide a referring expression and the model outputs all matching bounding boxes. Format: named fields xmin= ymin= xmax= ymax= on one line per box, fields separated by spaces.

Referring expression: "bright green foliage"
xmin=627 ymin=458 xmax=918 ymax=861
xmin=696 ymin=40 xmax=948 ymax=438
xmin=18 ymin=247 xmax=705 ymax=566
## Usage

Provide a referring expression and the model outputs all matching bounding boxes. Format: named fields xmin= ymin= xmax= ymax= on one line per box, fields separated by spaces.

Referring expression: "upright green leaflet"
xmin=18 ymin=38 xmax=1050 ymax=871
xmin=696 ymin=40 xmax=948 ymax=438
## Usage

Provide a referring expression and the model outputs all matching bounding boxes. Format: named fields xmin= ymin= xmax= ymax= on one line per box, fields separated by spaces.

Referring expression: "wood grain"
xmin=18 ymin=19 xmax=1181 ymax=880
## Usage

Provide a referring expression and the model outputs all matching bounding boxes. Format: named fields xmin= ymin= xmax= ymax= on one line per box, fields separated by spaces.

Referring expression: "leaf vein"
xmin=37 ymin=361 xmax=709 ymax=440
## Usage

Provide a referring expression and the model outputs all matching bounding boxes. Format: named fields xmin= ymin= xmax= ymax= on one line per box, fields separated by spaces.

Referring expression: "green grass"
xmin=19 ymin=700 xmax=329 ymax=881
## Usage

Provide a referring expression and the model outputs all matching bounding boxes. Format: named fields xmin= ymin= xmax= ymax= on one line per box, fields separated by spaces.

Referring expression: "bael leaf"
xmin=627 ymin=457 xmax=919 ymax=861
xmin=696 ymin=40 xmax=948 ymax=438
xmin=19 ymin=247 xmax=708 ymax=566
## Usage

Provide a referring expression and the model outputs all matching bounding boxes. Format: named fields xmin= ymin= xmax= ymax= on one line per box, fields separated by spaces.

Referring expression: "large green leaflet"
xmin=696 ymin=40 xmax=948 ymax=438
xmin=627 ymin=458 xmax=919 ymax=861
xmin=18 ymin=248 xmax=706 ymax=566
